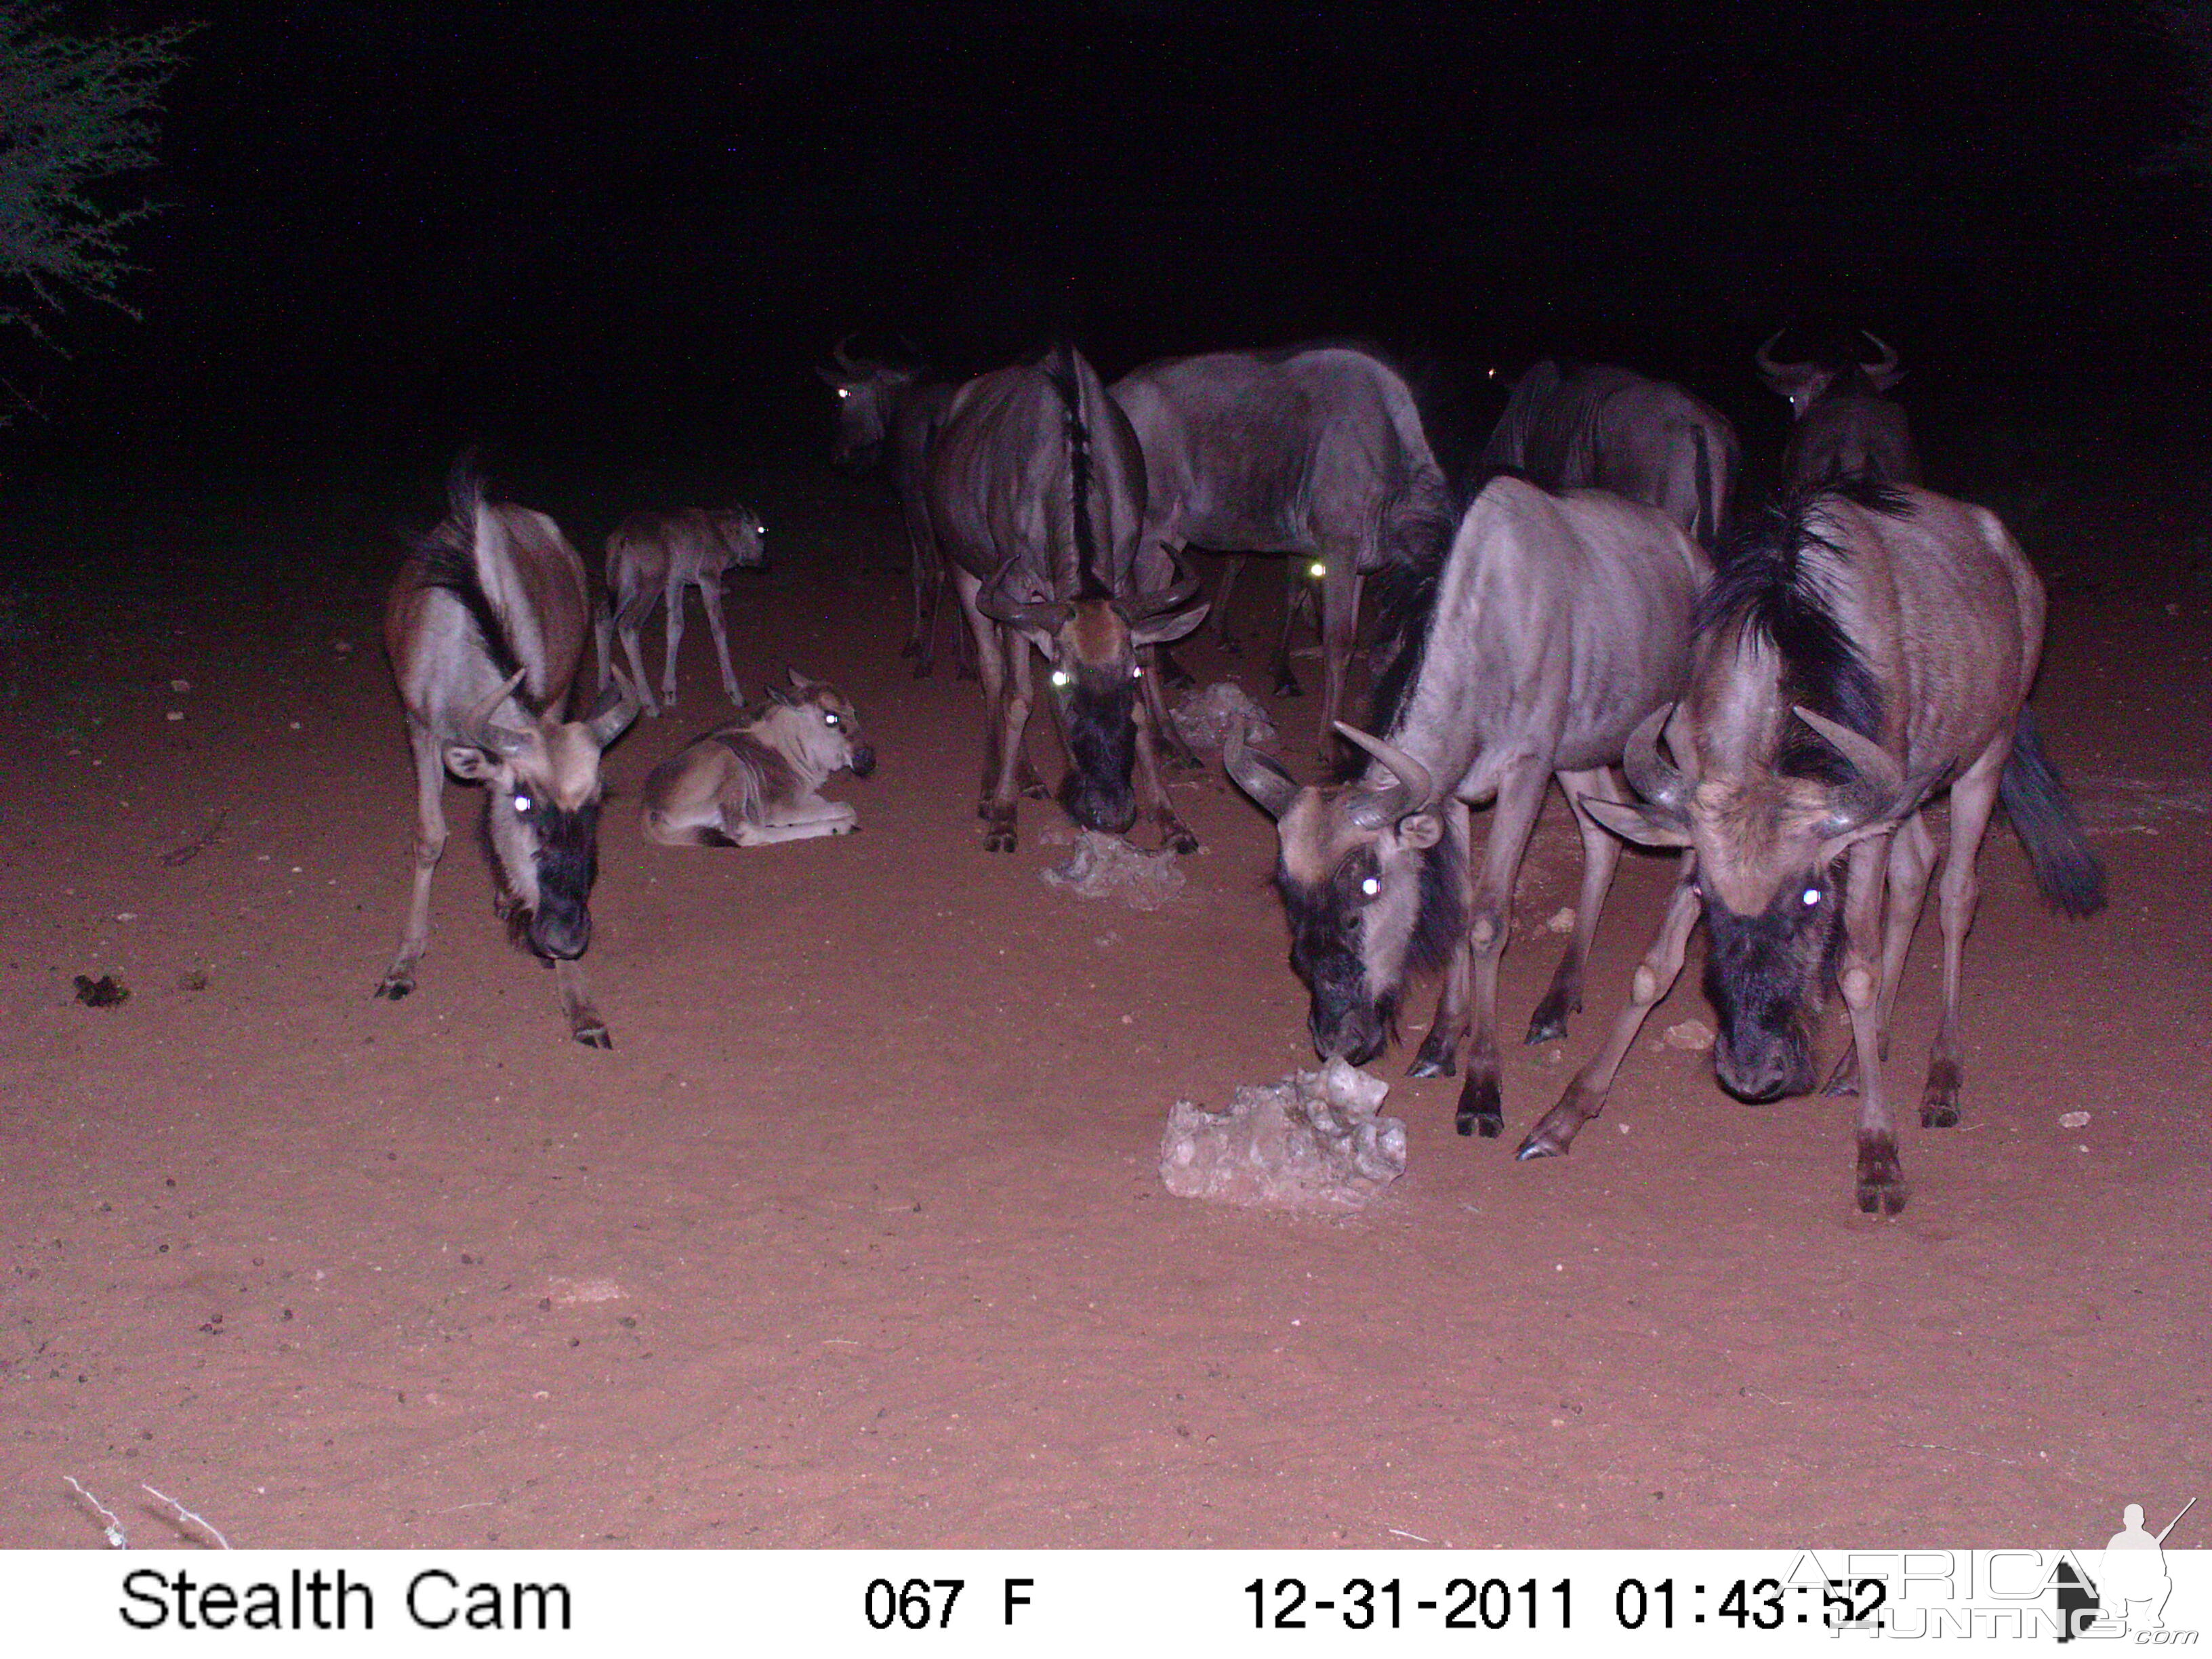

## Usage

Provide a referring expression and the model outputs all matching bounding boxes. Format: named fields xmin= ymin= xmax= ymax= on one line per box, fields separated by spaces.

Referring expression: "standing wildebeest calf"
xmin=928 ymin=342 xmax=1210 ymax=854
xmin=640 ymin=670 xmax=875 ymax=846
xmin=819 ymin=338 xmax=966 ymax=676
xmin=1757 ymin=330 xmax=1919 ymax=488
xmin=1226 ymin=476 xmax=1711 ymax=1137
xmin=1522 ymin=479 xmax=2104 ymax=1214
xmin=1482 ymin=360 xmax=1740 ymax=549
xmin=596 ymin=506 xmax=767 ymax=716
xmin=378 ymin=467 xmax=642 ymax=1046
xmin=1111 ymin=344 xmax=1452 ymax=752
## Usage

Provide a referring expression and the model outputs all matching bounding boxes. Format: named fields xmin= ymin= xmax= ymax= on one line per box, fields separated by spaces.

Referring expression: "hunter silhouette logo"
xmin=2057 ymin=1496 xmax=2197 ymax=1641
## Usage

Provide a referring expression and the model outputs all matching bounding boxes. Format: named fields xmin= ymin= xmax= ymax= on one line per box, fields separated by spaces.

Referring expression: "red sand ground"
xmin=1 ymin=471 xmax=2204 ymax=1549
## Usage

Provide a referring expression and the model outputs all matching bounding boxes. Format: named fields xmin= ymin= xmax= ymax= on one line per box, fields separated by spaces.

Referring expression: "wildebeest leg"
xmin=957 ymin=573 xmax=1008 ymax=821
xmin=375 ymin=722 xmax=448 ymax=1000
xmin=1518 ymin=861 xmax=1702 ymax=1160
xmin=1271 ymin=565 xmax=1306 ymax=699
xmin=1835 ymin=831 xmax=1907 ymax=1214
xmin=1454 ymin=759 xmax=1550 ymax=1139
xmin=1139 ymin=651 xmax=1202 ymax=770
xmin=902 ymin=496 xmax=945 ymax=678
xmin=1923 ymin=748 xmax=2006 ymax=1130
xmin=696 ymin=577 xmax=745 ymax=708
xmin=737 ymin=800 xmax=859 ymax=843
xmin=553 ymin=957 xmax=610 ymax=1049
xmin=1824 ymin=812 xmax=1936 ymax=1096
xmin=1409 ymin=796 xmax=1477 ymax=1077
xmin=659 ymin=574 xmax=687 ymax=709
xmin=983 ymin=628 xmax=1033 ymax=853
xmin=1132 ymin=690 xmax=1199 ymax=855
xmin=1313 ymin=561 xmax=1361 ymax=760
xmin=1211 ymin=555 xmax=1246 ymax=653
xmin=618 ymin=591 xmax=660 ymax=718
xmin=1528 ymin=767 xmax=1627 ymax=1044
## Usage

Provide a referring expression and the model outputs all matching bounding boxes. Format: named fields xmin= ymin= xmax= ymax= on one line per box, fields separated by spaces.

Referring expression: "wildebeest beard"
xmin=1700 ymin=863 xmax=1849 ymax=1103
xmin=483 ymin=796 xmax=603 ymax=960
xmin=1057 ymin=678 xmax=1137 ymax=835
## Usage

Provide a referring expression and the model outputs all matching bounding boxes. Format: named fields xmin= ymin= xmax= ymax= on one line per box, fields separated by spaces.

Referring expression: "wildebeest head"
xmin=818 ymin=337 xmax=920 ymax=470
xmin=979 ymin=556 xmax=1208 ymax=836
xmin=444 ymin=668 xmax=641 ymax=962
xmin=713 ymin=506 xmax=769 ymax=572
xmin=1582 ymin=703 xmax=1918 ymax=1101
xmin=767 ymin=666 xmax=876 ymax=779
xmin=1227 ymin=722 xmax=1458 ymax=1064
xmin=1756 ymin=330 xmax=1903 ymax=418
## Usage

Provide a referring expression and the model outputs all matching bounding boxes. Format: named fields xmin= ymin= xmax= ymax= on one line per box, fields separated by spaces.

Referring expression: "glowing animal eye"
xmin=1802 ymin=886 xmax=1821 ymax=907
xmin=823 ymin=712 xmax=840 ymax=726
xmin=1360 ymin=876 xmax=1381 ymax=897
xmin=1050 ymin=670 xmax=1071 ymax=688
xmin=1309 ymin=561 xmax=1326 ymax=579
xmin=1132 ymin=664 xmax=1144 ymax=678
xmin=513 ymin=795 xmax=533 ymax=814
xmin=837 ymin=388 xmax=850 ymax=399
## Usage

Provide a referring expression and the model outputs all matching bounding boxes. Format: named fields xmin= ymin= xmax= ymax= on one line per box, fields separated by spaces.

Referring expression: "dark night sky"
xmin=10 ymin=1 xmax=2208 ymax=483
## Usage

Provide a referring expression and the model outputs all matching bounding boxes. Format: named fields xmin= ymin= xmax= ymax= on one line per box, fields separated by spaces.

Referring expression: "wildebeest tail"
xmin=1692 ymin=425 xmax=1717 ymax=549
xmin=2000 ymin=705 xmax=2106 ymax=918
xmin=1042 ymin=341 xmax=1106 ymax=598
xmin=413 ymin=457 xmax=535 ymax=710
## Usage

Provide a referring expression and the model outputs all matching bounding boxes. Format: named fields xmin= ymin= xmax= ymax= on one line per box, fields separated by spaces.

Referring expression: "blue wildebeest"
xmin=377 ymin=466 xmax=642 ymax=1046
xmin=1111 ymin=345 xmax=1453 ymax=755
xmin=596 ymin=506 xmax=767 ymax=716
xmin=927 ymin=342 xmax=1210 ymax=853
xmin=1480 ymin=360 xmax=1739 ymax=548
xmin=1225 ymin=475 xmax=1711 ymax=1137
xmin=639 ymin=669 xmax=874 ymax=848
xmin=1757 ymin=330 xmax=1919 ymax=488
xmin=1520 ymin=478 xmax=2104 ymax=1214
xmin=819 ymin=338 xmax=964 ymax=676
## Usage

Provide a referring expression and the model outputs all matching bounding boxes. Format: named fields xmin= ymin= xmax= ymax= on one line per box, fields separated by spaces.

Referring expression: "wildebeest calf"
xmin=596 ymin=506 xmax=769 ymax=716
xmin=640 ymin=670 xmax=875 ymax=847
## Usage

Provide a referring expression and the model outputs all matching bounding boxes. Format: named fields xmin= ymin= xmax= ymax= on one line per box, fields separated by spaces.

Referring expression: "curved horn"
xmin=583 ymin=665 xmax=642 ymax=748
xmin=1332 ymin=721 xmax=1435 ymax=822
xmin=1115 ymin=546 xmax=1205 ymax=626
xmin=459 ymin=668 xmax=529 ymax=756
xmin=1223 ymin=724 xmax=1301 ymax=821
xmin=1755 ymin=329 xmax=1816 ymax=398
xmin=832 ymin=332 xmax=863 ymax=374
xmin=1793 ymin=705 xmax=1907 ymax=831
xmin=1621 ymin=703 xmax=1693 ymax=819
xmin=1858 ymin=330 xmax=1902 ymax=390
xmin=975 ymin=563 xmax=1072 ymax=634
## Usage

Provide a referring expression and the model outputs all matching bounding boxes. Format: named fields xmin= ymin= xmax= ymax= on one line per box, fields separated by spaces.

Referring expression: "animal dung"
xmin=73 ymin=974 xmax=129 ymax=1008
xmin=1168 ymin=681 xmax=1277 ymax=752
xmin=1661 ymin=1019 xmax=1716 ymax=1052
xmin=1041 ymin=831 xmax=1186 ymax=911
xmin=1160 ymin=1058 xmax=1407 ymax=1212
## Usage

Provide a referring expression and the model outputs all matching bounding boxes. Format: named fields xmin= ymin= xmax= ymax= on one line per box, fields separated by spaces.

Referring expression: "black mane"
xmin=1701 ymin=478 xmax=1904 ymax=778
xmin=1040 ymin=342 xmax=1106 ymax=600
xmin=409 ymin=459 xmax=542 ymax=716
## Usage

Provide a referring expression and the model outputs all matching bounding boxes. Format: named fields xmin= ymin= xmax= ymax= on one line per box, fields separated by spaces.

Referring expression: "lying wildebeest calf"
xmin=379 ymin=464 xmax=642 ymax=1046
xmin=1227 ymin=475 xmax=1711 ymax=1138
xmin=1522 ymin=478 xmax=2106 ymax=1216
xmin=640 ymin=670 xmax=874 ymax=847
xmin=596 ymin=506 xmax=769 ymax=716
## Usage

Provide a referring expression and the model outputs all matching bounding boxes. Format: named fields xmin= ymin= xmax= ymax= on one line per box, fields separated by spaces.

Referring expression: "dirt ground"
xmin=1 ymin=466 xmax=2205 ymax=1550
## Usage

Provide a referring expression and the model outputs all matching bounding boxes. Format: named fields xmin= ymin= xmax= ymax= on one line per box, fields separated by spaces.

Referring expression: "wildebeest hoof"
xmin=1021 ymin=781 xmax=1052 ymax=801
xmin=1822 ymin=1050 xmax=1862 ymax=1097
xmin=1855 ymin=1133 xmax=1908 ymax=1215
xmin=911 ymin=657 xmax=935 ymax=680
xmin=1921 ymin=1059 xmax=1961 ymax=1128
xmin=1162 ymin=824 xmax=1200 ymax=856
xmin=1407 ymin=1030 xmax=1456 ymax=1078
xmin=373 ymin=976 xmax=413 ymax=1001
xmin=1273 ymin=675 xmax=1303 ymax=699
xmin=983 ymin=826 xmax=1017 ymax=853
xmin=1455 ymin=1073 xmax=1503 ymax=1139
xmin=1523 ymin=1008 xmax=1571 ymax=1046
xmin=573 ymin=1022 xmax=613 ymax=1050
xmin=1515 ymin=1128 xmax=1569 ymax=1161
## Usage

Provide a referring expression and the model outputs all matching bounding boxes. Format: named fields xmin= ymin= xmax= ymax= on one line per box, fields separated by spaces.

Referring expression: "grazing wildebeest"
xmin=377 ymin=466 xmax=642 ymax=1047
xmin=596 ymin=506 xmax=767 ymax=716
xmin=1225 ymin=475 xmax=1711 ymax=1137
xmin=640 ymin=669 xmax=874 ymax=847
xmin=1111 ymin=344 xmax=1452 ymax=754
xmin=1520 ymin=478 xmax=2104 ymax=1214
xmin=928 ymin=342 xmax=1210 ymax=854
xmin=1757 ymin=330 xmax=1919 ymax=487
xmin=819 ymin=338 xmax=964 ymax=676
xmin=1480 ymin=360 xmax=1739 ymax=548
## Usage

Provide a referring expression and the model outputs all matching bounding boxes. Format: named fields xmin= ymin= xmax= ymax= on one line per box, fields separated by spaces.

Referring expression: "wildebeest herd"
xmin=378 ymin=331 xmax=2106 ymax=1216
